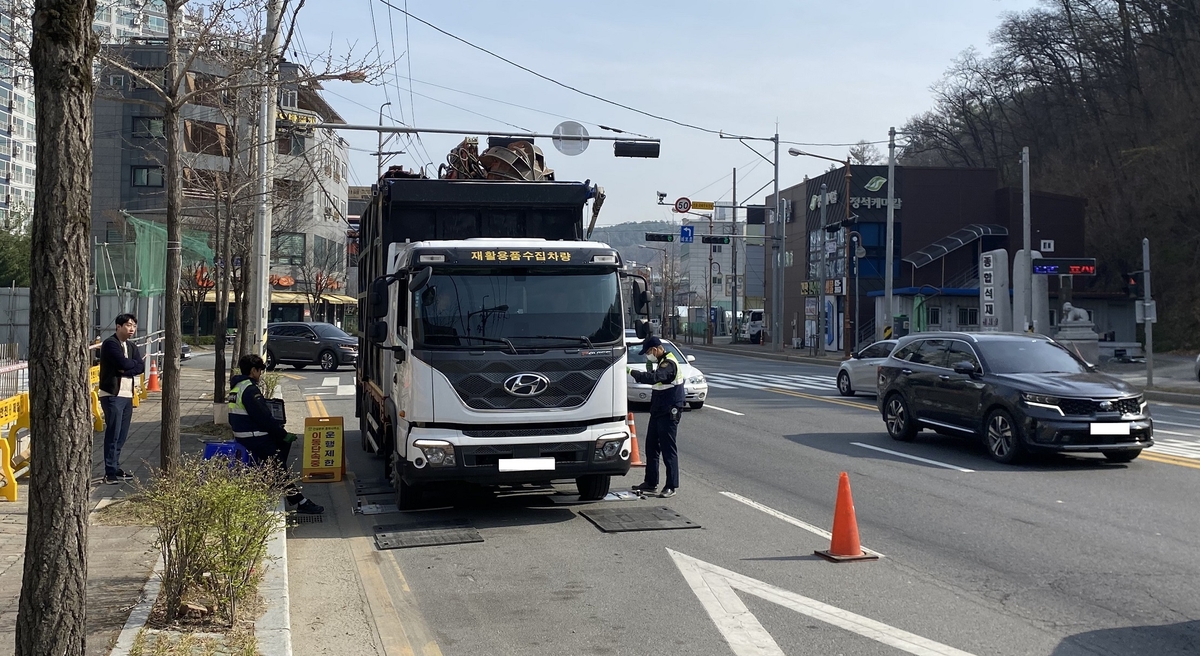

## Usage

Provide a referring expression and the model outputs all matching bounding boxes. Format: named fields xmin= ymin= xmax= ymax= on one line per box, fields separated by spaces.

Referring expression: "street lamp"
xmin=789 ymin=148 xmax=853 ymax=356
xmin=638 ymin=244 xmax=671 ymax=335
xmin=376 ymin=102 xmax=391 ymax=178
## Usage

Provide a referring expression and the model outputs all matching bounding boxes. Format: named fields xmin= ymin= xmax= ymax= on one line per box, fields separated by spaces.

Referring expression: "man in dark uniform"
xmin=629 ymin=336 xmax=685 ymax=498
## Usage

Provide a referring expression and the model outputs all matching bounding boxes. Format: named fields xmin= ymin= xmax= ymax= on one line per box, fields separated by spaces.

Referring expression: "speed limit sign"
xmin=674 ymin=197 xmax=692 ymax=213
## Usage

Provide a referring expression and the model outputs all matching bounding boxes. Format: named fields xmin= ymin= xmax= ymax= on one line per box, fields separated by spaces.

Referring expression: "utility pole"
xmin=707 ymin=210 xmax=714 ymax=345
xmin=1143 ymin=238 xmax=1154 ymax=388
xmin=730 ymin=168 xmax=738 ymax=343
xmin=1021 ymin=146 xmax=1032 ymax=332
xmin=843 ymin=158 xmax=852 ymax=357
xmin=884 ymin=127 xmax=896 ymax=340
xmin=817 ymin=183 xmax=828 ymax=356
xmin=377 ymin=101 xmax=391 ymax=178
xmin=771 ymin=132 xmax=784 ymax=351
xmin=250 ymin=0 xmax=282 ymax=357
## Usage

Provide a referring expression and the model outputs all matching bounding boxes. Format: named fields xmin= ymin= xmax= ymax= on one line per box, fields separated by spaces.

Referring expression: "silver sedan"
xmin=837 ymin=340 xmax=898 ymax=397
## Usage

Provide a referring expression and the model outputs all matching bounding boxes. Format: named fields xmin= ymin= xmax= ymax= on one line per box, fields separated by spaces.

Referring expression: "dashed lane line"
xmin=720 ymin=491 xmax=884 ymax=557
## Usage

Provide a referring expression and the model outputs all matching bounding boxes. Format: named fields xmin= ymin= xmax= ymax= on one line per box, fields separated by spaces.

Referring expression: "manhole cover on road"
xmin=375 ymin=526 xmax=484 ymax=550
xmin=288 ymin=514 xmax=323 ymax=525
xmin=580 ymin=506 xmax=701 ymax=533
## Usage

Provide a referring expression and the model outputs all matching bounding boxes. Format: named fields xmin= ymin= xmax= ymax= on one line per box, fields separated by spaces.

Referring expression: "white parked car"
xmin=625 ymin=336 xmax=708 ymax=409
xmin=836 ymin=339 xmax=898 ymax=397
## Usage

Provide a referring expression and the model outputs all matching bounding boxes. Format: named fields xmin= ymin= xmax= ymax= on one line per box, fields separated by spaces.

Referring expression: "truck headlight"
xmin=413 ymin=439 xmax=456 ymax=467
xmin=593 ymin=435 xmax=627 ymax=462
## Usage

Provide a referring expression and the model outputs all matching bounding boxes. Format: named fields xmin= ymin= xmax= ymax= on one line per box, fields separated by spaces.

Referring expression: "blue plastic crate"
xmin=202 ymin=441 xmax=252 ymax=464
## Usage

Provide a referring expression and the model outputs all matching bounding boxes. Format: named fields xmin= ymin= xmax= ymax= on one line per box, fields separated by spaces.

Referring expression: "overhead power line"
xmin=375 ymin=0 xmax=728 ymax=136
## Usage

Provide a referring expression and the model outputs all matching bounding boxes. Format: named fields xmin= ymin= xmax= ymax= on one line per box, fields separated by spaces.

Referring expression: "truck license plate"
xmin=498 ymin=457 xmax=556 ymax=472
xmin=1090 ymin=423 xmax=1131 ymax=436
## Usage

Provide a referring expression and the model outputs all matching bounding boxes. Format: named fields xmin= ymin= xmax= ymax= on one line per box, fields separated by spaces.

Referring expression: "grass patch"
xmin=182 ymin=422 xmax=234 ymax=440
xmin=91 ymin=496 xmax=149 ymax=526
xmin=130 ymin=624 xmax=257 ymax=656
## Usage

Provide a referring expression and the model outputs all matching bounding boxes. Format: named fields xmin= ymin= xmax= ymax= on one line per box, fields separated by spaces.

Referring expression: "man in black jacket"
xmin=98 ymin=313 xmax=144 ymax=485
xmin=629 ymin=336 xmax=685 ymax=498
xmin=228 ymin=354 xmax=324 ymax=514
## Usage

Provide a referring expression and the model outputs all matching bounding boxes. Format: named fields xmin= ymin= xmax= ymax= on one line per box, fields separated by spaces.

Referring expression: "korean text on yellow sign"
xmin=301 ymin=416 xmax=344 ymax=482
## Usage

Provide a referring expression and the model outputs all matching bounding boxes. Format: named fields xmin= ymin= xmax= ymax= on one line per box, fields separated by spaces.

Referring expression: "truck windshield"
xmin=413 ymin=268 xmax=623 ymax=348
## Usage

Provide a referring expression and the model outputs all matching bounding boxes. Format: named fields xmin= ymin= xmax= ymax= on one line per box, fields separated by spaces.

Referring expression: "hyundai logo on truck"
xmin=503 ymin=373 xmax=550 ymax=397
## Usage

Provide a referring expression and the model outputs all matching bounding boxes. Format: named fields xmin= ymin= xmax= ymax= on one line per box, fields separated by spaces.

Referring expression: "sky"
xmin=292 ymin=0 xmax=1043 ymax=228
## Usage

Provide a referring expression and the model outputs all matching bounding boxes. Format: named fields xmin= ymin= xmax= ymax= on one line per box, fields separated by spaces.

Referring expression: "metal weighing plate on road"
xmin=549 ymin=489 xmax=643 ymax=505
xmin=374 ymin=520 xmax=483 ymax=550
xmin=354 ymin=479 xmax=395 ymax=497
xmin=288 ymin=513 xmax=324 ymax=525
xmin=580 ymin=506 xmax=701 ymax=533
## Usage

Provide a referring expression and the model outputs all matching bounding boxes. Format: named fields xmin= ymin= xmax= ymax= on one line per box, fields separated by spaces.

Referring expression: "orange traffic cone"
xmin=815 ymin=472 xmax=878 ymax=562
xmin=147 ymin=360 xmax=161 ymax=392
xmin=626 ymin=412 xmax=644 ymax=467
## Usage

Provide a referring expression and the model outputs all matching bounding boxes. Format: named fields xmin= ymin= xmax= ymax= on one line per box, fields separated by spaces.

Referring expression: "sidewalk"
xmin=677 ymin=335 xmax=848 ymax=368
xmin=0 ymin=368 xmax=223 ymax=656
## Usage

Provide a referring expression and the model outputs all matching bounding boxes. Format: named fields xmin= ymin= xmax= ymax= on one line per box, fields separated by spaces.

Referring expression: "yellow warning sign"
xmin=301 ymin=416 xmax=344 ymax=482
xmin=690 ymin=201 xmax=715 ymax=211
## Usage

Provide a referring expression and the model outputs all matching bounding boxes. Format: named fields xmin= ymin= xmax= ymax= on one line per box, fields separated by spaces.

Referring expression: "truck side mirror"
xmin=634 ymin=319 xmax=649 ymax=339
xmin=369 ymin=320 xmax=389 ymax=343
xmin=369 ymin=278 xmax=389 ymax=319
xmin=637 ymin=290 xmax=652 ymax=316
xmin=409 ymin=267 xmax=433 ymax=292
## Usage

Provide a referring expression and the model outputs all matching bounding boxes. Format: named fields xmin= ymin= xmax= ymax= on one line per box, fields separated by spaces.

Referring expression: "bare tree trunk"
xmin=212 ymin=186 xmax=227 ymax=401
xmin=160 ymin=2 xmax=183 ymax=469
xmin=18 ymin=0 xmax=98 ymax=653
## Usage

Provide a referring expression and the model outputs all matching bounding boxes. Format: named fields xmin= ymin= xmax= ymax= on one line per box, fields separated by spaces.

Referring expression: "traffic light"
xmin=1124 ymin=272 xmax=1142 ymax=298
xmin=701 ymin=236 xmax=731 ymax=244
xmin=645 ymin=233 xmax=675 ymax=242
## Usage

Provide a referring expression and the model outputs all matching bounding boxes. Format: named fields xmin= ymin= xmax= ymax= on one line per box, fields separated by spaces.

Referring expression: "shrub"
xmin=259 ymin=372 xmax=281 ymax=400
xmin=137 ymin=455 xmax=289 ymax=625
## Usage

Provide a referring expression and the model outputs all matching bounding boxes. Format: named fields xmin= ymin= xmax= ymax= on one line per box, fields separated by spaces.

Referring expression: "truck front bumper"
xmin=400 ymin=421 xmax=632 ymax=486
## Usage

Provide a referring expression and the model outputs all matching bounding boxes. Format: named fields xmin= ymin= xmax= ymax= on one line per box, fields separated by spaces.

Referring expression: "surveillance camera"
xmin=656 ymin=191 xmax=667 ymax=201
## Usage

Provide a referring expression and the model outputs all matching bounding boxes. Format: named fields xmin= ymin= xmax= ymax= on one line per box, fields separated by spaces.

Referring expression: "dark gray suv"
xmin=877 ymin=332 xmax=1153 ymax=464
xmin=265 ymin=322 xmax=358 ymax=372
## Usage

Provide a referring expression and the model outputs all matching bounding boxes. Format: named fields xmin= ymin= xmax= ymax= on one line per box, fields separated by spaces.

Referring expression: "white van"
xmin=741 ymin=309 xmax=764 ymax=340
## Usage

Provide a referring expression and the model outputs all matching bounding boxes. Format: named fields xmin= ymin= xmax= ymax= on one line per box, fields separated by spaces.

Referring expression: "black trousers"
xmin=641 ymin=410 xmax=680 ymax=490
xmin=236 ymin=435 xmax=303 ymax=504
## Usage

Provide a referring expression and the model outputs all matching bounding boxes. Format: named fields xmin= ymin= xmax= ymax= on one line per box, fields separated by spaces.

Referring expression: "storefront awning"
xmin=326 ymin=294 xmax=359 ymax=305
xmin=903 ymin=224 xmax=1008 ymax=269
xmin=270 ymin=292 xmax=308 ymax=304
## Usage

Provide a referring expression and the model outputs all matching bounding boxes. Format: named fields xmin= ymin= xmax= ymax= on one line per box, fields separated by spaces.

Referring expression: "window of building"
xmin=12 ymin=119 xmax=22 ymax=139
xmin=277 ymin=134 xmax=304 ymax=156
xmin=95 ymin=6 xmax=112 ymax=21
xmin=7 ymin=164 xmax=17 ymax=182
xmin=711 ymin=245 xmax=722 ymax=253
xmin=12 ymin=96 xmax=23 ymax=116
xmin=25 ymin=144 xmax=34 ymax=161
xmin=24 ymin=168 xmax=33 ymax=185
xmin=108 ymin=74 xmax=125 ymax=89
xmin=926 ymin=306 xmax=941 ymax=327
xmin=957 ymin=307 xmax=979 ymax=327
xmin=271 ymin=232 xmax=305 ymax=266
xmin=147 ymin=16 xmax=167 ymax=33
xmin=131 ymin=166 xmax=164 ymax=187
xmin=183 ymin=120 xmax=231 ymax=156
xmin=132 ymin=116 xmax=165 ymax=138
xmin=278 ymin=88 xmax=297 ymax=109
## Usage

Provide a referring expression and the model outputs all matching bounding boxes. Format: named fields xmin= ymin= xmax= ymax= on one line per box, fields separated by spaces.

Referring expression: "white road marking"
xmin=669 ymin=549 xmax=974 ymax=656
xmin=705 ymin=380 xmax=737 ymax=390
xmin=322 ymin=376 xmax=339 ymax=387
xmin=1148 ymin=439 xmax=1200 ymax=459
xmin=851 ymin=442 xmax=976 ymax=472
xmin=705 ymin=404 xmax=745 ymax=416
xmin=719 ymin=491 xmax=883 ymax=557
xmin=1153 ymin=429 xmax=1200 ymax=438
xmin=337 ymin=384 xmax=356 ymax=396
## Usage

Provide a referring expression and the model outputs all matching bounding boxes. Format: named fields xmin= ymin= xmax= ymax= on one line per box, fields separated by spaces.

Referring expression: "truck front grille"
xmin=437 ymin=357 xmax=612 ymax=410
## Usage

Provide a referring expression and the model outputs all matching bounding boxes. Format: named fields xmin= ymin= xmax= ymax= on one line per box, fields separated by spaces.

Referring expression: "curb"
xmin=107 ymin=503 xmax=292 ymax=655
xmin=1145 ymin=389 xmax=1200 ymax=407
xmin=256 ymin=503 xmax=292 ymax=656
xmin=685 ymin=343 xmax=845 ymax=368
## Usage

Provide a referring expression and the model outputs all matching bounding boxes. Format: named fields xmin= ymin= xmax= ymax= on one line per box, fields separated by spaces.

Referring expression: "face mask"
xmin=645 ymin=353 xmax=658 ymax=363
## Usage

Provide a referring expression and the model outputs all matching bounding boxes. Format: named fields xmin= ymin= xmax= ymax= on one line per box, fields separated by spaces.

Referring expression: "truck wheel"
xmin=390 ymin=452 xmax=421 ymax=510
xmin=576 ymin=474 xmax=611 ymax=501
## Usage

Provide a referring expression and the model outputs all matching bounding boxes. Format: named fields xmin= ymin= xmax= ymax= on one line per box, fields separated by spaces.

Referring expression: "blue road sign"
xmin=680 ymin=225 xmax=694 ymax=243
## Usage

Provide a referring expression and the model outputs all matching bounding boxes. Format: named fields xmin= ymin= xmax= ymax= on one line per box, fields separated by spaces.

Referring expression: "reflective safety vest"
xmin=650 ymin=351 xmax=686 ymax=390
xmin=228 ymin=379 xmax=268 ymax=439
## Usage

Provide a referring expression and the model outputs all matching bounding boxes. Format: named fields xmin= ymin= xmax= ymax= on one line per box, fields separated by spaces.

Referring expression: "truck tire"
xmin=576 ymin=474 xmax=611 ymax=501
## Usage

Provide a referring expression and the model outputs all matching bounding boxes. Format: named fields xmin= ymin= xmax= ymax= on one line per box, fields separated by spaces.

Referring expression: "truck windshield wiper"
xmin=456 ymin=335 xmax=518 ymax=354
xmin=523 ymin=335 xmax=594 ymax=349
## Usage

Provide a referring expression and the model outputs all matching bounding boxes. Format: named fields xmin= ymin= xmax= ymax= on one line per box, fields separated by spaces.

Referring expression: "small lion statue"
xmin=1061 ymin=302 xmax=1090 ymax=324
